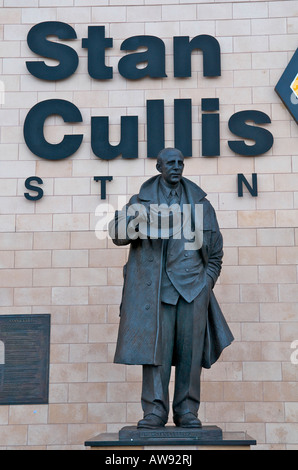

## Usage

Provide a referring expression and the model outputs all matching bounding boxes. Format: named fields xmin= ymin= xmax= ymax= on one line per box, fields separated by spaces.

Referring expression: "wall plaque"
xmin=0 ymin=314 xmax=50 ymax=405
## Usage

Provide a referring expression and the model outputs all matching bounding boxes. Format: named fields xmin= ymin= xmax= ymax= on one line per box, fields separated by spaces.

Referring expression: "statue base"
xmin=119 ymin=425 xmax=222 ymax=441
xmin=85 ymin=428 xmax=257 ymax=450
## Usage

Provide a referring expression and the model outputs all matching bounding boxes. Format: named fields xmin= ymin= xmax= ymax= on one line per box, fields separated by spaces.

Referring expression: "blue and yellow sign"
xmin=290 ymin=73 xmax=298 ymax=99
xmin=275 ymin=48 xmax=298 ymax=124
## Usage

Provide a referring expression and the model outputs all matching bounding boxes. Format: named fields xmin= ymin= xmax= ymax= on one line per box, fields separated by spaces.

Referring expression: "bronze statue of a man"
xmin=109 ymin=148 xmax=233 ymax=429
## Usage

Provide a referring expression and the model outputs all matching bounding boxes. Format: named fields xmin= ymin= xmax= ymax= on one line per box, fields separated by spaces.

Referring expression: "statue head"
xmin=156 ymin=148 xmax=184 ymax=186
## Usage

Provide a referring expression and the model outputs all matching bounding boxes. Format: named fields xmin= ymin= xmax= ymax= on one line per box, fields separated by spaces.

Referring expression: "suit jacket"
xmin=109 ymin=175 xmax=234 ymax=368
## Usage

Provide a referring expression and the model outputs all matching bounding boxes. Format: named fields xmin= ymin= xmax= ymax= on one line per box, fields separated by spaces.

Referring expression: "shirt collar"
xmin=159 ymin=177 xmax=182 ymax=200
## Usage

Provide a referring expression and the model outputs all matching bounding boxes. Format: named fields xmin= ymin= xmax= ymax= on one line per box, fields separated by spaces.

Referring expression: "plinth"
xmin=119 ymin=425 xmax=222 ymax=441
xmin=85 ymin=426 xmax=256 ymax=450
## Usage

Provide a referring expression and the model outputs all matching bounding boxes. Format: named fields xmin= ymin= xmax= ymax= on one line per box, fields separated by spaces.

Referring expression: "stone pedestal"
xmin=118 ymin=425 xmax=222 ymax=441
xmin=85 ymin=426 xmax=256 ymax=451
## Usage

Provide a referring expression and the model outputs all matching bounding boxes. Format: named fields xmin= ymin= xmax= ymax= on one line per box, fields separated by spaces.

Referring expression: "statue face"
xmin=157 ymin=149 xmax=184 ymax=185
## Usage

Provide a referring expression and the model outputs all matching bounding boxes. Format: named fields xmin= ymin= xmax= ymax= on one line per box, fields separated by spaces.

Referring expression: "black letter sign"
xmin=24 ymin=99 xmax=83 ymax=160
xmin=24 ymin=176 xmax=44 ymax=201
xmin=174 ymin=35 xmax=221 ymax=78
xmin=228 ymin=110 xmax=274 ymax=156
xmin=118 ymin=36 xmax=166 ymax=80
xmin=82 ymin=26 xmax=113 ymax=80
xmin=26 ymin=21 xmax=79 ymax=81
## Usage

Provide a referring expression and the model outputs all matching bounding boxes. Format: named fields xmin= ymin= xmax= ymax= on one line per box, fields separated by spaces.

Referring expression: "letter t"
xmin=82 ymin=26 xmax=113 ymax=79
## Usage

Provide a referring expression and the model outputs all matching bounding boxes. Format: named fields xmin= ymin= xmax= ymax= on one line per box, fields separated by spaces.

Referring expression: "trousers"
xmin=141 ymin=285 xmax=209 ymax=423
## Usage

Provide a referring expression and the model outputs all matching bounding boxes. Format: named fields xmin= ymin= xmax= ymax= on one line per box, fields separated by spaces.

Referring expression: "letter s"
xmin=26 ymin=21 xmax=78 ymax=81
xmin=228 ymin=110 xmax=274 ymax=156
xmin=24 ymin=176 xmax=44 ymax=201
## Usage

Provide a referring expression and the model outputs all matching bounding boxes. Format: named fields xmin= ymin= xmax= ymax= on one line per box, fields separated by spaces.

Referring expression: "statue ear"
xmin=156 ymin=161 xmax=161 ymax=173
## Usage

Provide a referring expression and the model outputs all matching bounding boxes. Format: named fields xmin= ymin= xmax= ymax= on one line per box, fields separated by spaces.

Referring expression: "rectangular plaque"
xmin=119 ymin=425 xmax=222 ymax=441
xmin=0 ymin=314 xmax=50 ymax=405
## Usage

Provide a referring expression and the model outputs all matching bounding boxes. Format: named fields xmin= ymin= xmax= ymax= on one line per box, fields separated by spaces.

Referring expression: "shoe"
xmin=174 ymin=413 xmax=202 ymax=428
xmin=137 ymin=413 xmax=166 ymax=429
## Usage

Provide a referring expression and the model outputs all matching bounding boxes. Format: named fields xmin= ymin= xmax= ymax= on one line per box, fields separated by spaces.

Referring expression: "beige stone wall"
xmin=0 ymin=0 xmax=298 ymax=449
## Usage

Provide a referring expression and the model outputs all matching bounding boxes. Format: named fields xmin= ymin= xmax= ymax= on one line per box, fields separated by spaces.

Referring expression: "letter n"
xmin=238 ymin=173 xmax=258 ymax=197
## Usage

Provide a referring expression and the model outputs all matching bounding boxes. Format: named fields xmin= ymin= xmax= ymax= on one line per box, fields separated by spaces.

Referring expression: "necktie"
xmin=169 ymin=189 xmax=179 ymax=206
xmin=168 ymin=189 xmax=181 ymax=236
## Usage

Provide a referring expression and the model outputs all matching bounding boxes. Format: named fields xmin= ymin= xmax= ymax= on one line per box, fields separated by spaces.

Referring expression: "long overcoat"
xmin=109 ymin=175 xmax=234 ymax=369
